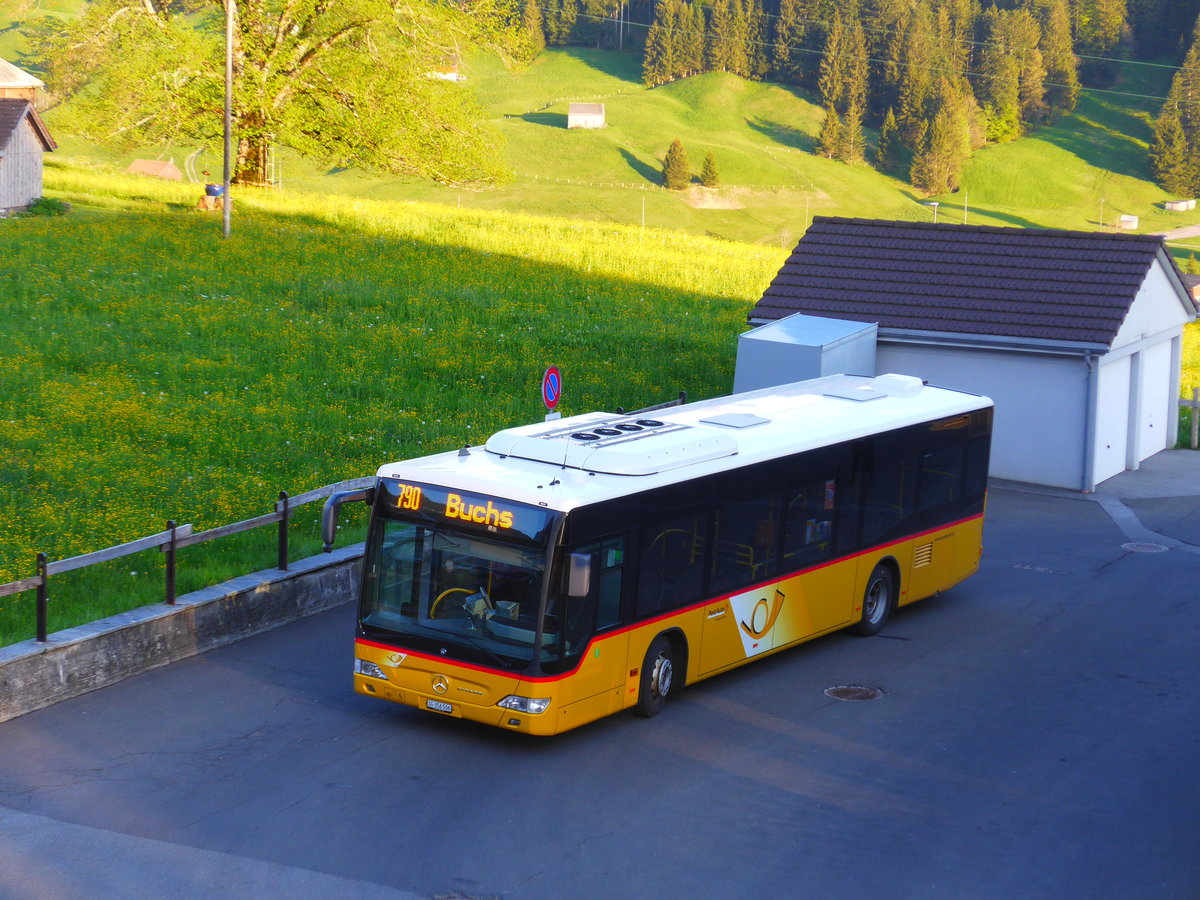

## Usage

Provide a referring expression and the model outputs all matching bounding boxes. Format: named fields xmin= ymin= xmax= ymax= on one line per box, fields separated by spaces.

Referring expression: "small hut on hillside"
xmin=0 ymin=98 xmax=56 ymax=215
xmin=568 ymin=103 xmax=606 ymax=129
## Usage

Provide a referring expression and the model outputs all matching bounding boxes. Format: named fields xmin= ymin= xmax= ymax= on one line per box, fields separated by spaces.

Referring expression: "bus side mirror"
xmin=567 ymin=552 xmax=591 ymax=598
xmin=321 ymin=485 xmax=375 ymax=552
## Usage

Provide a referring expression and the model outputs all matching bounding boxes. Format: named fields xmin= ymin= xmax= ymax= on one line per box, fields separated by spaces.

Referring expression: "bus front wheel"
xmin=634 ymin=635 xmax=675 ymax=718
xmin=852 ymin=563 xmax=895 ymax=636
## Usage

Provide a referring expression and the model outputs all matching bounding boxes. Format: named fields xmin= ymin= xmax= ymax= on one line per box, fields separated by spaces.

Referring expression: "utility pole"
xmin=223 ymin=0 xmax=235 ymax=239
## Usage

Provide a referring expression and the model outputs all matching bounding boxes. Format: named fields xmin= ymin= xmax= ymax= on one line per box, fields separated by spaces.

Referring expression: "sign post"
xmin=542 ymin=366 xmax=562 ymax=421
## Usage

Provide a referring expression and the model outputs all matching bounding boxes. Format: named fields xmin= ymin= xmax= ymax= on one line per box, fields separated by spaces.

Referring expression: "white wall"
xmin=1113 ymin=261 xmax=1195 ymax=350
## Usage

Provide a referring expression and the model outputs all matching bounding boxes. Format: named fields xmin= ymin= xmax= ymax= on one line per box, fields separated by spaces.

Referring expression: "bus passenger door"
xmin=555 ymin=538 xmax=629 ymax=730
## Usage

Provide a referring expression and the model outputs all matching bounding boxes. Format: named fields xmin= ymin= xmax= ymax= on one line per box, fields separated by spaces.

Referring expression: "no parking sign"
xmin=542 ymin=366 xmax=562 ymax=420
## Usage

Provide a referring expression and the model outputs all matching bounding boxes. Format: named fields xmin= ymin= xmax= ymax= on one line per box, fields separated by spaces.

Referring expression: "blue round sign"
xmin=542 ymin=366 xmax=562 ymax=410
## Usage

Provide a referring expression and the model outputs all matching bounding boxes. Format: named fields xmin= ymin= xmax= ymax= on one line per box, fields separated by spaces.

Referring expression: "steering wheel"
xmin=430 ymin=587 xmax=473 ymax=619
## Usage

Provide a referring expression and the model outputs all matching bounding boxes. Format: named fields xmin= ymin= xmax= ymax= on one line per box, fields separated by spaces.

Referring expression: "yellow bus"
xmin=322 ymin=373 xmax=993 ymax=735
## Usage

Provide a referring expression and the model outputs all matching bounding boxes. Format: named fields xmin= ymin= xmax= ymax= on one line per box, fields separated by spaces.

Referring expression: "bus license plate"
xmin=426 ymin=699 xmax=453 ymax=714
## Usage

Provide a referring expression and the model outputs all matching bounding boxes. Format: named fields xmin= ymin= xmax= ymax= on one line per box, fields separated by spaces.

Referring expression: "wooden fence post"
xmin=35 ymin=552 xmax=47 ymax=643
xmin=1192 ymin=388 xmax=1199 ymax=451
xmin=277 ymin=491 xmax=289 ymax=571
xmin=165 ymin=520 xmax=177 ymax=605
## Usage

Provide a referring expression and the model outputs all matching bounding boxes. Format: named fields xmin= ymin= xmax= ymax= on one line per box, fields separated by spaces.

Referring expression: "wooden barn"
xmin=0 ymin=98 xmax=56 ymax=215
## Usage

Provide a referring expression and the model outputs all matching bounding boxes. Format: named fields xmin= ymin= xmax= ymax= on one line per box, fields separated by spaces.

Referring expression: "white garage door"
xmin=1137 ymin=341 xmax=1173 ymax=460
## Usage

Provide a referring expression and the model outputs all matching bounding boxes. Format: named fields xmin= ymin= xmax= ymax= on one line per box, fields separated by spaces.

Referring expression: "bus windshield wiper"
xmin=455 ymin=630 xmax=518 ymax=670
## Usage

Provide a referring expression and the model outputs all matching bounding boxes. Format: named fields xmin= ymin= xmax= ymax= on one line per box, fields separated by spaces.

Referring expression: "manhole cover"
xmin=1122 ymin=542 xmax=1169 ymax=553
xmin=825 ymin=685 xmax=884 ymax=701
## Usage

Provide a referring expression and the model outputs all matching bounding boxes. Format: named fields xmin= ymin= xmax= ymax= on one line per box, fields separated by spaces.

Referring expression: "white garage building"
xmin=746 ymin=217 xmax=1198 ymax=491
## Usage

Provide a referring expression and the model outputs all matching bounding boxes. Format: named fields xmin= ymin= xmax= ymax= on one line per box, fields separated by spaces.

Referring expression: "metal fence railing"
xmin=0 ymin=476 xmax=375 ymax=644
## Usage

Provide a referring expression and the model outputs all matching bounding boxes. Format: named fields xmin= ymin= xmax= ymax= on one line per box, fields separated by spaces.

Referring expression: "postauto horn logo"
xmin=730 ymin=588 xmax=786 ymax=657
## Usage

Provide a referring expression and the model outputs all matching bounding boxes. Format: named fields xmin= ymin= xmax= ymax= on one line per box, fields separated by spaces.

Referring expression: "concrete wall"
xmin=0 ymin=545 xmax=363 ymax=724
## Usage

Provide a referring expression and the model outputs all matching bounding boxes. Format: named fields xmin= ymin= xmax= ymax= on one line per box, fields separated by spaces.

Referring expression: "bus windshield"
xmin=359 ymin=480 xmax=559 ymax=670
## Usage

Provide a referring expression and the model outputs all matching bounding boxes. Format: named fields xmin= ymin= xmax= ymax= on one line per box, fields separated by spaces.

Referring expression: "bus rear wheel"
xmin=852 ymin=563 xmax=895 ymax=636
xmin=634 ymin=635 xmax=675 ymax=718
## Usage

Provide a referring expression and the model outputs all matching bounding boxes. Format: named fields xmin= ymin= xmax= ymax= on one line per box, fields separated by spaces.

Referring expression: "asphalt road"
xmin=1 ymin=485 xmax=1198 ymax=900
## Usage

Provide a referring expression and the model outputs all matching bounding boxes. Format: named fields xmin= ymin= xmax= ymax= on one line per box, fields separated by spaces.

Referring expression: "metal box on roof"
xmin=734 ymin=314 xmax=877 ymax=393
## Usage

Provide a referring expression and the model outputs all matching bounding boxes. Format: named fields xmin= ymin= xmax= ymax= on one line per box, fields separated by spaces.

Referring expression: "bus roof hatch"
xmin=485 ymin=414 xmax=739 ymax=476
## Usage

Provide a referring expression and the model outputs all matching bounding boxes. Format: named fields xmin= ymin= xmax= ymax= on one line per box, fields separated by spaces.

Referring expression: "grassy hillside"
xmin=179 ymin=47 xmax=1197 ymax=245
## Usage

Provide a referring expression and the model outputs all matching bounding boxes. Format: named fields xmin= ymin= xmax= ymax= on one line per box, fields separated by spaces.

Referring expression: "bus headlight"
xmin=498 ymin=695 xmax=551 ymax=715
xmin=354 ymin=659 xmax=387 ymax=680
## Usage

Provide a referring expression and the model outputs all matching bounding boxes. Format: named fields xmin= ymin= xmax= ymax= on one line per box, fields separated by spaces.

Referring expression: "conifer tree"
xmin=818 ymin=12 xmax=846 ymax=112
xmin=544 ymin=0 xmax=579 ymax=45
xmin=771 ymin=0 xmax=807 ymax=83
xmin=519 ymin=0 xmax=546 ymax=62
xmin=701 ymin=151 xmax=720 ymax=187
xmin=705 ymin=0 xmax=735 ymax=72
xmin=910 ymin=107 xmax=962 ymax=195
xmin=663 ymin=139 xmax=691 ymax=190
xmin=1035 ymin=0 xmax=1080 ymax=116
xmin=977 ymin=7 xmax=1025 ymax=142
xmin=1151 ymin=14 xmax=1200 ymax=195
xmin=681 ymin=2 xmax=706 ymax=76
xmin=818 ymin=105 xmax=842 ymax=158
xmin=839 ymin=18 xmax=869 ymax=162
xmin=642 ymin=0 xmax=680 ymax=85
xmin=818 ymin=12 xmax=867 ymax=162
xmin=895 ymin=5 xmax=934 ymax=149
xmin=726 ymin=0 xmax=751 ymax=76
xmin=1073 ymin=0 xmax=1127 ymax=85
xmin=746 ymin=0 xmax=770 ymax=80
xmin=1150 ymin=105 xmax=1196 ymax=195
xmin=910 ymin=79 xmax=970 ymax=195
xmin=861 ymin=0 xmax=909 ymax=116
xmin=875 ymin=106 xmax=902 ymax=172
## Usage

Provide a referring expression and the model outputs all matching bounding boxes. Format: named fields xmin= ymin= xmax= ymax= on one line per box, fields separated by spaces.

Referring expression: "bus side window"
xmin=710 ymin=493 xmax=779 ymax=594
xmin=587 ymin=537 xmax=625 ymax=629
xmin=862 ymin=455 xmax=918 ymax=546
xmin=963 ymin=436 xmax=990 ymax=502
xmin=637 ymin=513 xmax=707 ymax=617
xmin=918 ymin=445 xmax=965 ymax=518
xmin=562 ymin=537 xmax=626 ymax=657
xmin=782 ymin=479 xmax=835 ymax=568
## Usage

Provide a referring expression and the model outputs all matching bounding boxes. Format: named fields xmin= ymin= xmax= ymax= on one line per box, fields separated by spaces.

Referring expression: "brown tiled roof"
xmin=0 ymin=98 xmax=56 ymax=153
xmin=750 ymin=217 xmax=1192 ymax=348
